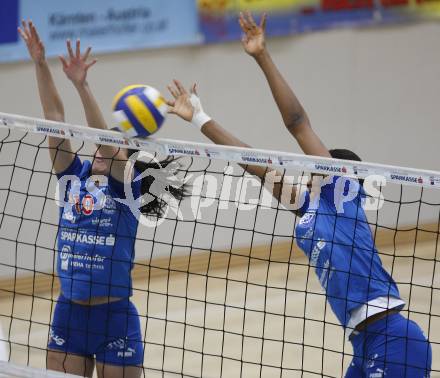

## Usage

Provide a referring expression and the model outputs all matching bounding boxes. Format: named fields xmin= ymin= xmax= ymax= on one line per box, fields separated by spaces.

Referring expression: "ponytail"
xmin=127 ymin=150 xmax=188 ymax=217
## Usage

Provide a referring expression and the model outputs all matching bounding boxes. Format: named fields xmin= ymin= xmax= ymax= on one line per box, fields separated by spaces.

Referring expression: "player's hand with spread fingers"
xmin=239 ymin=11 xmax=267 ymax=58
xmin=18 ymin=20 xmax=46 ymax=64
xmin=167 ymin=80 xmax=212 ymax=129
xmin=167 ymin=80 xmax=194 ymax=122
xmin=59 ymin=39 xmax=97 ymax=87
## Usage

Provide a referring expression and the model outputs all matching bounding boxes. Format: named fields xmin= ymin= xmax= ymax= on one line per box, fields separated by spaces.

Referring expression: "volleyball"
xmin=112 ymin=84 xmax=167 ymax=138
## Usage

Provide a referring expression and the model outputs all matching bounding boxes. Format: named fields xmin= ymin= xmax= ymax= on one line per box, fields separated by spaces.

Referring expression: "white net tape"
xmin=1 ymin=111 xmax=439 ymax=189
xmin=0 ymin=361 xmax=80 ymax=378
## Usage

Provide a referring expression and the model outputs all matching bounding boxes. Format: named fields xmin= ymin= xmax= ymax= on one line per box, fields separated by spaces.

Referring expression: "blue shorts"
xmin=346 ymin=313 xmax=431 ymax=378
xmin=48 ymin=294 xmax=144 ymax=366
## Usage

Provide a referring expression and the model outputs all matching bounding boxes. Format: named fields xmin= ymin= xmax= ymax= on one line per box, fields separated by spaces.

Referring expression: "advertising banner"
xmin=198 ymin=0 xmax=440 ymax=42
xmin=0 ymin=0 xmax=201 ymax=63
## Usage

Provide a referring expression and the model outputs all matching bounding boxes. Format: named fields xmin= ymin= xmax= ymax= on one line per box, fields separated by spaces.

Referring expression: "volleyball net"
xmin=0 ymin=112 xmax=438 ymax=377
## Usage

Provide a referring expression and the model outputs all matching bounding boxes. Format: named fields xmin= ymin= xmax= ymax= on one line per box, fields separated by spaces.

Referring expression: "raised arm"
xmin=239 ymin=12 xmax=330 ymax=158
xmin=59 ymin=40 xmax=129 ymax=183
xmin=166 ymin=80 xmax=301 ymax=209
xmin=18 ymin=21 xmax=74 ymax=173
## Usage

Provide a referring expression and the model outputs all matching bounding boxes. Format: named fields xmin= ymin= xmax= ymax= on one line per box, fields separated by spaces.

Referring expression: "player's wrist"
xmin=73 ymin=80 xmax=89 ymax=91
xmin=189 ymin=94 xmax=212 ymax=130
xmin=253 ymin=48 xmax=269 ymax=62
xmin=191 ymin=111 xmax=211 ymax=129
xmin=35 ymin=58 xmax=47 ymax=67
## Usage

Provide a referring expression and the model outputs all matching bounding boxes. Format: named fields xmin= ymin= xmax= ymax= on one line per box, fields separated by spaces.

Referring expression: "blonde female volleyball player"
xmin=166 ymin=12 xmax=432 ymax=377
xmin=19 ymin=21 xmax=185 ymax=378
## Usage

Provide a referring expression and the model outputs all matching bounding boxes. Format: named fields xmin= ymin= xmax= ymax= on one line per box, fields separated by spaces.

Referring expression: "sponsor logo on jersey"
xmin=319 ymin=259 xmax=330 ymax=289
xmin=103 ymin=196 xmax=117 ymax=215
xmin=366 ymin=354 xmax=379 ymax=369
xmin=58 ymin=247 xmax=107 ymax=270
xmin=299 ymin=211 xmax=315 ymax=225
xmin=118 ymin=347 xmax=136 ymax=358
xmin=91 ymin=217 xmax=113 ymax=228
xmin=49 ymin=329 xmax=66 ymax=346
xmin=310 ymin=239 xmax=326 ymax=266
xmin=81 ymin=194 xmax=94 ymax=215
xmin=107 ymin=337 xmax=136 ymax=357
xmin=63 ymin=192 xmax=114 ymax=221
xmin=67 ymin=193 xmax=96 ymax=216
xmin=368 ymin=368 xmax=385 ymax=378
xmin=319 ymin=260 xmax=335 ymax=290
xmin=298 ymin=226 xmax=314 ymax=244
xmin=60 ymin=245 xmax=71 ymax=271
xmin=107 ymin=338 xmax=126 ymax=350
xmin=60 ymin=231 xmax=115 ymax=246
xmin=62 ymin=208 xmax=76 ymax=223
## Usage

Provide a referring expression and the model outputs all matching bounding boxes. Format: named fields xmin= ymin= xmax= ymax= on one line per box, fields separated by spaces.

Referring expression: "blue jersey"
xmin=295 ymin=176 xmax=402 ymax=328
xmin=56 ymin=157 xmax=141 ymax=301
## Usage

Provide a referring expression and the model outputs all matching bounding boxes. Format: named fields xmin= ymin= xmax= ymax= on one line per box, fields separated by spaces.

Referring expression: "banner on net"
xmin=2 ymin=111 xmax=440 ymax=190
xmin=0 ymin=0 xmax=201 ymax=63
xmin=198 ymin=0 xmax=440 ymax=42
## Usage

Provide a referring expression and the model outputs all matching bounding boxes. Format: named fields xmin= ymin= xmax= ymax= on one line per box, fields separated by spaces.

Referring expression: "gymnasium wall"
xmin=1 ymin=22 xmax=440 ymax=168
xmin=0 ymin=21 xmax=439 ymax=277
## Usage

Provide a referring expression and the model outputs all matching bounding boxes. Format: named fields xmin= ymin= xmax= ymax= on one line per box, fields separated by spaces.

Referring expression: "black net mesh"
xmin=0 ymin=129 xmax=438 ymax=377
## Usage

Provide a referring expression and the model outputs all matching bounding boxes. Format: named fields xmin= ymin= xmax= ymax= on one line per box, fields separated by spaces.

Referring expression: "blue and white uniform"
xmin=48 ymin=156 xmax=144 ymax=366
xmin=295 ymin=176 xmax=431 ymax=377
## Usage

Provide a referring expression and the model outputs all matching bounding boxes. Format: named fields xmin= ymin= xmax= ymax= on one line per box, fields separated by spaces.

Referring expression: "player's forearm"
xmin=202 ymin=120 xmax=293 ymax=205
xmin=34 ymin=61 xmax=65 ymax=122
xmin=74 ymin=82 xmax=118 ymax=156
xmin=254 ymin=50 xmax=309 ymax=134
xmin=74 ymin=81 xmax=128 ymax=182
xmin=201 ymin=120 xmax=250 ymax=149
xmin=74 ymin=81 xmax=108 ymax=131
xmin=34 ymin=60 xmax=72 ymax=156
xmin=201 ymin=120 xmax=274 ymax=181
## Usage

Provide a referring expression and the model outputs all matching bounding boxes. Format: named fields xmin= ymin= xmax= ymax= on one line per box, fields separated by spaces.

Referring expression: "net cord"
xmin=1 ymin=111 xmax=439 ymax=189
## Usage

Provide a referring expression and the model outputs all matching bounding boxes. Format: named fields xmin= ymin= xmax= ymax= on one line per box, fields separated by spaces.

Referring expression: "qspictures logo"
xmin=0 ymin=0 xmax=19 ymax=44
